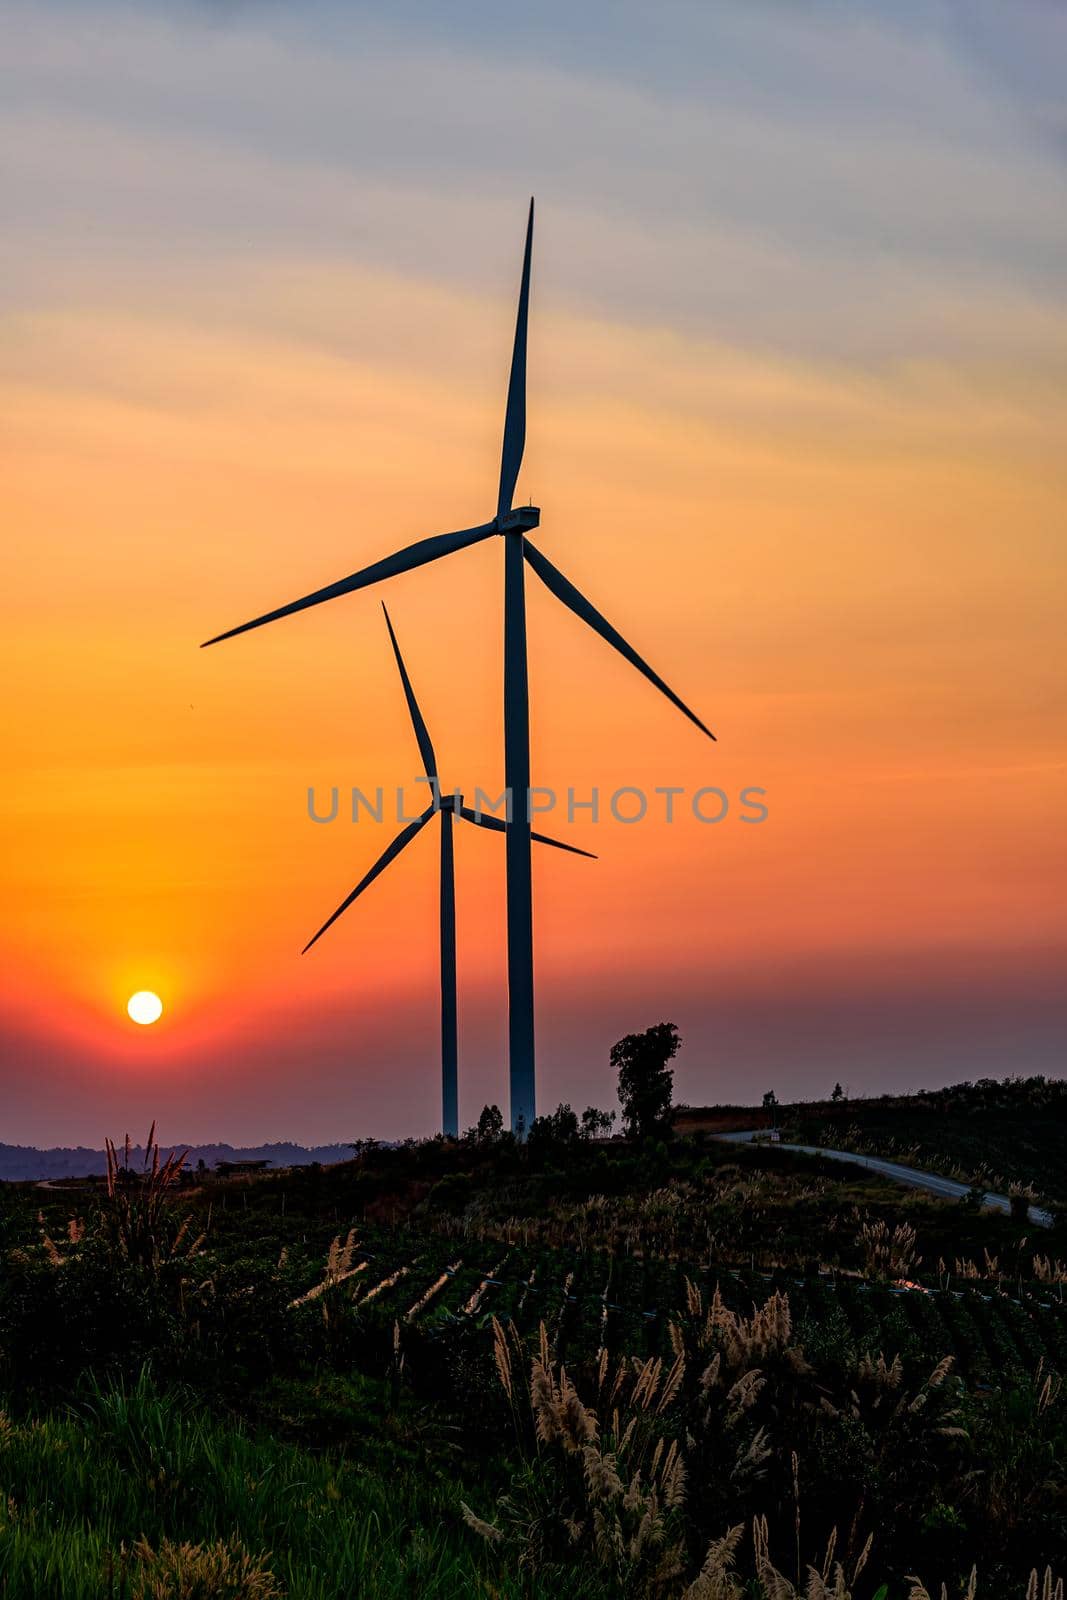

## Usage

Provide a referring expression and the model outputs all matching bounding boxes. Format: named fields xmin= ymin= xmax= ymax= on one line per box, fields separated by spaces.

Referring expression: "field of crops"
xmin=278 ymin=1222 xmax=1067 ymax=1388
xmin=5 ymin=1125 xmax=1066 ymax=1599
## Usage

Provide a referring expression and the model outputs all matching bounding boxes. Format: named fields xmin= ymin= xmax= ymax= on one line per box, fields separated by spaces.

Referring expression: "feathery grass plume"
xmin=681 ymin=1523 xmax=744 ymax=1600
xmin=557 ymin=1370 xmax=599 ymax=1453
xmin=1036 ymin=1365 xmax=1061 ymax=1416
xmin=595 ymin=1342 xmax=610 ymax=1397
xmin=850 ymin=1532 xmax=873 ymax=1588
xmin=855 ymin=1351 xmax=903 ymax=1393
xmin=631 ymin=1355 xmax=663 ymax=1412
xmin=326 ymin=1228 xmax=358 ymax=1281
xmin=356 ymin=1262 xmax=414 ymax=1306
xmin=287 ymin=1231 xmax=367 ymax=1308
xmin=907 ymin=1354 xmax=954 ymax=1414
xmin=460 ymin=1503 xmax=505 ymax=1544
xmin=699 ymin=1352 xmax=723 ymax=1393
xmin=40 ymin=1231 xmax=64 ymax=1267
xmin=724 ymin=1369 xmax=765 ymax=1426
xmin=516 ymin=1263 xmax=538 ymax=1316
xmin=492 ymin=1315 xmax=513 ymax=1401
xmin=405 ymin=1261 xmax=462 ymax=1321
xmin=731 ymin=1425 xmax=771 ymax=1482
xmin=127 ymin=1534 xmax=282 ymax=1598
xmin=656 ymin=1351 xmax=686 ymax=1415
xmin=907 ymin=1570 xmax=978 ymax=1600
xmin=750 ymin=1514 xmax=871 ymax=1600
xmin=752 ymin=1513 xmax=795 ymax=1600
xmin=661 ymin=1438 xmax=686 ymax=1509
xmin=583 ymin=1443 xmax=624 ymax=1500
xmin=858 ymin=1218 xmax=921 ymax=1280
xmin=695 ymin=1286 xmax=797 ymax=1370
xmin=1027 ymin=1570 xmax=1065 ymax=1600
xmin=101 ymin=1124 xmax=197 ymax=1271
xmin=463 ymin=1254 xmax=508 ymax=1315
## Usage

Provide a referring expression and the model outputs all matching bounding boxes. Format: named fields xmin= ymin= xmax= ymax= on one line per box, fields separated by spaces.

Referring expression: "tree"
xmin=475 ymin=1104 xmax=504 ymax=1145
xmin=612 ymin=1023 xmax=679 ymax=1140
xmin=831 ymin=1082 xmax=845 ymax=1103
xmin=527 ymin=1103 xmax=580 ymax=1152
xmin=579 ymin=1106 xmax=616 ymax=1141
xmin=762 ymin=1090 xmax=778 ymax=1110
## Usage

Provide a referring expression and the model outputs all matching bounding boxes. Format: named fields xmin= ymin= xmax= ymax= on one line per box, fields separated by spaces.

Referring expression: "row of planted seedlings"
xmin=291 ymin=1217 xmax=1067 ymax=1403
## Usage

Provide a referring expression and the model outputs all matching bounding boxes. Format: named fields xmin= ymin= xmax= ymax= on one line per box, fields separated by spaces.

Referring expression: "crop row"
xmin=307 ymin=1231 xmax=1067 ymax=1383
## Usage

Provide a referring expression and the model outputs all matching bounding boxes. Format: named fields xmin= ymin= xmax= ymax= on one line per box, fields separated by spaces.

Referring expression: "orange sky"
xmin=2 ymin=2 xmax=1066 ymax=1143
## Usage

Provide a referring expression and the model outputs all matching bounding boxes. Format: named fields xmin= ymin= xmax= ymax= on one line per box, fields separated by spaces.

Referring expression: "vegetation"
xmin=783 ymin=1077 xmax=1067 ymax=1205
xmin=1 ymin=1067 xmax=1065 ymax=1597
xmin=613 ymin=1022 xmax=680 ymax=1140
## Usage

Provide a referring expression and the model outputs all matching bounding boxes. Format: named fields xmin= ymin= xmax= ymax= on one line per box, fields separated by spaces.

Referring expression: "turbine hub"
xmin=497 ymin=505 xmax=540 ymax=533
xmin=439 ymin=791 xmax=462 ymax=813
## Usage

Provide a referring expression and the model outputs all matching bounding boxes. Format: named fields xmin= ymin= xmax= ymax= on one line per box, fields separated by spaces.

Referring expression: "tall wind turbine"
xmin=302 ymin=604 xmax=594 ymax=1138
xmin=202 ymin=198 xmax=713 ymax=1134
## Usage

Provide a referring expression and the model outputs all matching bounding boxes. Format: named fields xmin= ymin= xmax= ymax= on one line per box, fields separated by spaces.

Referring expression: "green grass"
xmin=0 ymin=1370 xmax=605 ymax=1599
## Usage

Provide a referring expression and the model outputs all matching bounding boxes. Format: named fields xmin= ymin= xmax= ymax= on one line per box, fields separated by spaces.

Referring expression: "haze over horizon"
xmin=3 ymin=0 xmax=1065 ymax=1147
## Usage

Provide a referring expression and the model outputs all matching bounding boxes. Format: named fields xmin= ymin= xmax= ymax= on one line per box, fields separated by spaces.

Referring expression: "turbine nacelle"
xmin=497 ymin=505 xmax=540 ymax=533
xmin=437 ymin=792 xmax=463 ymax=814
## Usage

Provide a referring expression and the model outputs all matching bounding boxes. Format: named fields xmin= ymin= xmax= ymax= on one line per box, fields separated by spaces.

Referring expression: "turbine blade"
xmin=202 ymin=521 xmax=497 ymax=647
xmin=458 ymin=805 xmax=597 ymax=859
xmin=497 ymin=198 xmax=534 ymax=517
xmin=302 ymin=804 xmax=435 ymax=953
xmin=523 ymin=542 xmax=715 ymax=740
xmin=382 ymin=604 xmax=437 ymax=784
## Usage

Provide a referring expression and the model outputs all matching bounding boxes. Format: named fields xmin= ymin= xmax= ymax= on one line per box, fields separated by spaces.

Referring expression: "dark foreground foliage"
xmin=1 ymin=1114 xmax=1065 ymax=1597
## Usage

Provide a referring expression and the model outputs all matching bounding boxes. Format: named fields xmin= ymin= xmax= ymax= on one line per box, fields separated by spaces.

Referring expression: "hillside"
xmin=678 ymin=1075 xmax=1067 ymax=1204
xmin=0 ymin=1139 xmax=353 ymax=1183
xmin=2 ymin=1107 xmax=1065 ymax=1597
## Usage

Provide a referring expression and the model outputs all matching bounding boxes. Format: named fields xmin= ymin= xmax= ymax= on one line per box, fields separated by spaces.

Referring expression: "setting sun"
xmin=127 ymin=991 xmax=163 ymax=1027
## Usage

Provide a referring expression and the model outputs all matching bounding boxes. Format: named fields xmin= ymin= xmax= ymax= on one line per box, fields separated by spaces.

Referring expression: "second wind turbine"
xmin=302 ymin=605 xmax=594 ymax=1138
xmin=203 ymin=198 xmax=714 ymax=1134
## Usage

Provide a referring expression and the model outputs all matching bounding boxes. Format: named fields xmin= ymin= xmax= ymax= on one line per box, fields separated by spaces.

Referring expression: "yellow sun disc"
xmin=127 ymin=991 xmax=163 ymax=1026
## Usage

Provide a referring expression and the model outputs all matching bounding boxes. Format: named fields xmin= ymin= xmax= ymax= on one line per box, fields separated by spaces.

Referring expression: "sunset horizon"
xmin=4 ymin=0 xmax=1065 ymax=1150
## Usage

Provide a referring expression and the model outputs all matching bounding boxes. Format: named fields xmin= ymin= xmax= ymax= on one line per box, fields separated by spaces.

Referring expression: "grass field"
xmin=2 ymin=1091 xmax=1065 ymax=1598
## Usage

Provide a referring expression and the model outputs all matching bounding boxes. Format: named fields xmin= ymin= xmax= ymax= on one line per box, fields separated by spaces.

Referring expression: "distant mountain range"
xmin=0 ymin=1141 xmax=354 ymax=1183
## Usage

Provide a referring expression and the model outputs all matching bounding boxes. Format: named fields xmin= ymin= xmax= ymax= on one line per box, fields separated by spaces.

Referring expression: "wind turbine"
xmin=202 ymin=198 xmax=713 ymax=1135
xmin=301 ymin=604 xmax=595 ymax=1138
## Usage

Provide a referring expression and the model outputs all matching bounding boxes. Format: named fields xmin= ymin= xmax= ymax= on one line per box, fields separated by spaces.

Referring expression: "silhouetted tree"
xmin=831 ymin=1082 xmax=845 ymax=1103
xmin=579 ymin=1106 xmax=616 ymax=1141
xmin=762 ymin=1090 xmax=778 ymax=1110
xmin=475 ymin=1104 xmax=504 ymax=1144
xmin=612 ymin=1023 xmax=679 ymax=1140
xmin=527 ymin=1103 xmax=580 ymax=1152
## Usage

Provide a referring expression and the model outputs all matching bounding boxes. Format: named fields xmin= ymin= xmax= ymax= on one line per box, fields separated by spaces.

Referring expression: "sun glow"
xmin=127 ymin=991 xmax=163 ymax=1026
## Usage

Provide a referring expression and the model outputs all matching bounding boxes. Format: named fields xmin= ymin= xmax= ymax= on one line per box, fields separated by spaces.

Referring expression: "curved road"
xmin=714 ymin=1132 xmax=1054 ymax=1229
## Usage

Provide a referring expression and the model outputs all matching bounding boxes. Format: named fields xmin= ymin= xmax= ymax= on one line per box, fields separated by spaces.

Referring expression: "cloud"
xmin=3 ymin=0 xmax=1066 ymax=364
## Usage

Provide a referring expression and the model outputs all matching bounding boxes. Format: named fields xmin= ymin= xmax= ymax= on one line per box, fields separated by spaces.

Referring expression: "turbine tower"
xmin=301 ymin=605 xmax=594 ymax=1138
xmin=203 ymin=198 xmax=713 ymax=1134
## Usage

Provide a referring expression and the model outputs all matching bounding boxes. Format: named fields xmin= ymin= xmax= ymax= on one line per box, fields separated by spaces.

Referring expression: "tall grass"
xmin=0 ymin=1370 xmax=599 ymax=1599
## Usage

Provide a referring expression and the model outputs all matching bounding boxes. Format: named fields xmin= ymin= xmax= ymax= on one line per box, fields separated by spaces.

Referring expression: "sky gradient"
xmin=3 ymin=0 xmax=1065 ymax=1145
